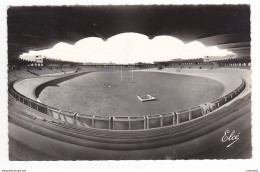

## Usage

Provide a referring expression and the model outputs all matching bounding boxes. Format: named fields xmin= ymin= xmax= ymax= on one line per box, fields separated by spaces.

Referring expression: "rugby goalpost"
xmin=120 ymin=66 xmax=134 ymax=83
xmin=120 ymin=66 xmax=157 ymax=102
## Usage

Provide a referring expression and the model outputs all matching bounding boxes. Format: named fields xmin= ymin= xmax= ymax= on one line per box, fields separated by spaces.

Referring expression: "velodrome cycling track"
xmin=8 ymin=68 xmax=252 ymax=160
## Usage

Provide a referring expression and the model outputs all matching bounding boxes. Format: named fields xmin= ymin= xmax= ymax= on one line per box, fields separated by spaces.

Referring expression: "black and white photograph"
xmin=6 ymin=4 xmax=252 ymax=160
xmin=1 ymin=1 xmax=260 ymax=171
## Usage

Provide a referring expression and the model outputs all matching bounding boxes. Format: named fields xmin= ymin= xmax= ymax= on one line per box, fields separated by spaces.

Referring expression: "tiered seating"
xmin=11 ymin=66 xmax=81 ymax=77
xmin=169 ymin=63 xmax=214 ymax=70
xmin=220 ymin=65 xmax=251 ymax=70
xmin=61 ymin=66 xmax=77 ymax=72
xmin=200 ymin=64 xmax=214 ymax=69
xmin=27 ymin=67 xmax=63 ymax=76
xmin=8 ymin=70 xmax=36 ymax=83
xmin=8 ymin=66 xmax=78 ymax=84
xmin=189 ymin=65 xmax=203 ymax=69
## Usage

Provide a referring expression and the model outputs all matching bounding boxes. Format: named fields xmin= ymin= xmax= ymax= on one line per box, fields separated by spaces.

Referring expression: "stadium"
xmin=7 ymin=5 xmax=251 ymax=160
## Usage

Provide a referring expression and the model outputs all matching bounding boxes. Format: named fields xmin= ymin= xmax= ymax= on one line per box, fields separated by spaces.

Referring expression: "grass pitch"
xmin=39 ymin=71 xmax=224 ymax=117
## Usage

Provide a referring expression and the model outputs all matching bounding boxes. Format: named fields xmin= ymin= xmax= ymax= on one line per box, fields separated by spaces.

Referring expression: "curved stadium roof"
xmin=8 ymin=5 xmax=250 ymax=62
